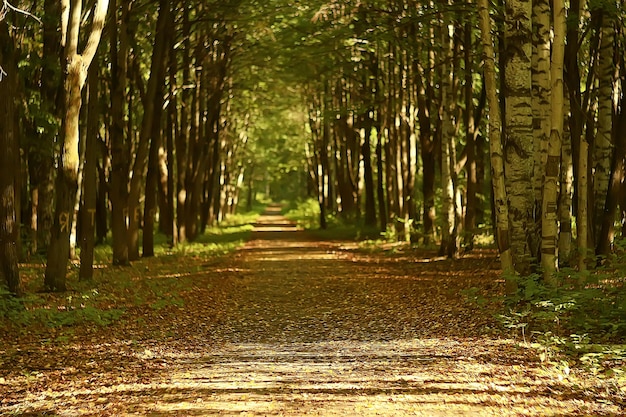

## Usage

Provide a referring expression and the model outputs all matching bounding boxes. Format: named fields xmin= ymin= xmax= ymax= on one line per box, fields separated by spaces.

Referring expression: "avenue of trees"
xmin=0 ymin=0 xmax=625 ymax=295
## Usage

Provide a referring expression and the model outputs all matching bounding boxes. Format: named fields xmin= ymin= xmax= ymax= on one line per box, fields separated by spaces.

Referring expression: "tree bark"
xmin=127 ymin=0 xmax=169 ymax=260
xmin=176 ymin=3 xmax=192 ymax=244
xmin=0 ymin=19 xmax=21 ymax=295
xmin=361 ymin=114 xmax=377 ymax=227
xmin=108 ymin=0 xmax=130 ymax=265
xmin=593 ymin=8 xmax=615 ymax=244
xmin=478 ymin=0 xmax=514 ymax=279
xmin=503 ymin=0 xmax=535 ymax=276
xmin=559 ymin=100 xmax=573 ymax=266
xmin=142 ymin=77 xmax=165 ymax=257
xmin=79 ymin=66 xmax=100 ymax=281
xmin=463 ymin=22 xmax=478 ymax=251
xmin=531 ymin=0 xmax=551 ymax=210
xmin=540 ymin=0 xmax=566 ymax=284
xmin=45 ymin=0 xmax=109 ymax=291
xmin=30 ymin=0 xmax=63 ymax=254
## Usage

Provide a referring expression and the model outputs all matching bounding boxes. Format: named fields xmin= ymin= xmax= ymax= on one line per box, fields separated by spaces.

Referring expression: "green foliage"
xmin=283 ymin=198 xmax=321 ymax=229
xmin=461 ymin=287 xmax=489 ymax=308
xmin=0 ymin=287 xmax=27 ymax=323
xmin=499 ymin=266 xmax=626 ymax=377
xmin=0 ymin=287 xmax=125 ymax=328
xmin=282 ymin=198 xmax=381 ymax=240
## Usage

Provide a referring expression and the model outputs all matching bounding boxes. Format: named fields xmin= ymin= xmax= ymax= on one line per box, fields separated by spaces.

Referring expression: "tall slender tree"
xmin=45 ymin=0 xmax=109 ymax=291
xmin=478 ymin=0 xmax=514 ymax=279
xmin=541 ymin=0 xmax=566 ymax=283
xmin=0 ymin=18 xmax=21 ymax=295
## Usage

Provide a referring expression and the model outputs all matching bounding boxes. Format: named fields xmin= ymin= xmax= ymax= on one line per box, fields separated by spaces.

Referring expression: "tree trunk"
xmin=157 ymin=140 xmax=172 ymax=238
xmin=109 ymin=0 xmax=130 ymax=265
xmin=597 ymin=91 xmax=625 ymax=257
xmin=559 ymin=100 xmax=574 ymax=266
xmin=565 ymin=0 xmax=589 ymax=272
xmin=127 ymin=0 xmax=169 ymax=260
xmin=439 ymin=17 xmax=457 ymax=258
xmin=45 ymin=0 xmax=109 ymax=291
xmin=540 ymin=0 xmax=566 ymax=284
xmin=31 ymin=0 xmax=63 ymax=254
xmin=478 ymin=0 xmax=514 ymax=279
xmin=503 ymin=0 xmax=535 ymax=276
xmin=531 ymin=0 xmax=551 ymax=210
xmin=361 ymin=115 xmax=377 ymax=227
xmin=176 ymin=4 xmax=192 ymax=244
xmin=593 ymin=9 xmax=615 ymax=245
xmin=142 ymin=80 xmax=165 ymax=257
xmin=79 ymin=66 xmax=100 ymax=281
xmin=376 ymin=130 xmax=387 ymax=231
xmin=463 ymin=22 xmax=478 ymax=251
xmin=0 ymin=19 xmax=21 ymax=295
xmin=167 ymin=31 xmax=179 ymax=246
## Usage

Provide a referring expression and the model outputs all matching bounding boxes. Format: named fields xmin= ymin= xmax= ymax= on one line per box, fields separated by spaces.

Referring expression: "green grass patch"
xmin=283 ymin=198 xmax=381 ymax=241
xmin=1 ymin=209 xmax=262 ymax=334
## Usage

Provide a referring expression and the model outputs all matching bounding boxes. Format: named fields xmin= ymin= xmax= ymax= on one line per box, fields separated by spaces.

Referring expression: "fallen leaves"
xmin=1 ymin=215 xmax=624 ymax=415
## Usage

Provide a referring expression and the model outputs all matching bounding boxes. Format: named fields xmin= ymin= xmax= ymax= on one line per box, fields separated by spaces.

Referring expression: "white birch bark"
xmin=478 ymin=0 xmax=514 ymax=278
xmin=593 ymin=12 xmax=615 ymax=243
xmin=504 ymin=0 xmax=535 ymax=275
xmin=532 ymin=0 xmax=551 ymax=206
xmin=541 ymin=0 xmax=566 ymax=283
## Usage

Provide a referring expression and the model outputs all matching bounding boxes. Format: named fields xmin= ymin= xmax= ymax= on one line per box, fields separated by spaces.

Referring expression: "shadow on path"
xmin=1 ymin=206 xmax=621 ymax=416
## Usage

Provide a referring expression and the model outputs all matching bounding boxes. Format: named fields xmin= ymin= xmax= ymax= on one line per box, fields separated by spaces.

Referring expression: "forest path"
xmin=1 ymin=206 xmax=622 ymax=416
xmin=121 ymin=206 xmax=616 ymax=416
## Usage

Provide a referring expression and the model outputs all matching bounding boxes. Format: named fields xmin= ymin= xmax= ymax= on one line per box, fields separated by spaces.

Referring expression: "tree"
xmin=44 ymin=0 xmax=109 ymax=291
xmin=478 ymin=0 xmax=514 ymax=278
xmin=78 ymin=65 xmax=101 ymax=281
xmin=108 ymin=0 xmax=131 ymax=266
xmin=0 ymin=17 xmax=21 ymax=295
xmin=540 ymin=0 xmax=566 ymax=283
xmin=503 ymin=0 xmax=535 ymax=276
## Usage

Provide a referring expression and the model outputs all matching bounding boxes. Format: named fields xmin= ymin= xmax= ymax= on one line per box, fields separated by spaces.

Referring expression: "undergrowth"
xmin=496 ymin=264 xmax=626 ymax=382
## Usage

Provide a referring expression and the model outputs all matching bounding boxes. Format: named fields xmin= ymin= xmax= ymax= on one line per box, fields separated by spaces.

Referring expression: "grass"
xmin=283 ymin=198 xmax=381 ymax=241
xmin=1 ymin=209 xmax=262 ymax=332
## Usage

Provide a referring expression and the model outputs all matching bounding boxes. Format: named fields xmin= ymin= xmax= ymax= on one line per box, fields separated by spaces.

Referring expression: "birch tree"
xmin=503 ymin=0 xmax=535 ymax=275
xmin=593 ymin=3 xmax=616 ymax=249
xmin=540 ymin=0 xmax=566 ymax=283
xmin=478 ymin=0 xmax=514 ymax=278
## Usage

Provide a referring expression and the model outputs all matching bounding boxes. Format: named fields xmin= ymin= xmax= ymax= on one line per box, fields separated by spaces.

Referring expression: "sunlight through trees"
xmin=0 ymin=0 xmax=624 ymax=292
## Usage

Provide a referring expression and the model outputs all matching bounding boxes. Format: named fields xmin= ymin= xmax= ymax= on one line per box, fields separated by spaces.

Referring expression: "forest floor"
xmin=1 ymin=206 xmax=625 ymax=416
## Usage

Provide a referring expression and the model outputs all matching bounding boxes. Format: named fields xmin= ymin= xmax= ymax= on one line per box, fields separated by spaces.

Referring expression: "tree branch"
xmin=1 ymin=1 xmax=42 ymax=24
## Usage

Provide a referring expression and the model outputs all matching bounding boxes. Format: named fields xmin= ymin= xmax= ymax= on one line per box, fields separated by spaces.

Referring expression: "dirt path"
xmin=1 ymin=207 xmax=623 ymax=416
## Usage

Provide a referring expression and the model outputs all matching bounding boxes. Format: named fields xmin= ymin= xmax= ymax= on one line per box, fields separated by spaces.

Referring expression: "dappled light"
xmin=1 ymin=208 xmax=625 ymax=415
xmin=2 ymin=0 xmax=626 ymax=413
xmin=6 ymin=339 xmax=614 ymax=416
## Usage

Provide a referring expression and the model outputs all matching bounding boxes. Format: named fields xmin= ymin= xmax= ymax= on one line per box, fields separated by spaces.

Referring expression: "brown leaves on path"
xmin=1 ymin=211 xmax=624 ymax=416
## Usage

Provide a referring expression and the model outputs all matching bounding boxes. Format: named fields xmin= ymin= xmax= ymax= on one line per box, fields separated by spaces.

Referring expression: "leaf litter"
xmin=0 ymin=212 xmax=624 ymax=416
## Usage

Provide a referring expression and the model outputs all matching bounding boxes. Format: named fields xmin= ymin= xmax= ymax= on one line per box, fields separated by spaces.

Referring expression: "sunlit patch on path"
xmin=1 ymin=207 xmax=622 ymax=416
